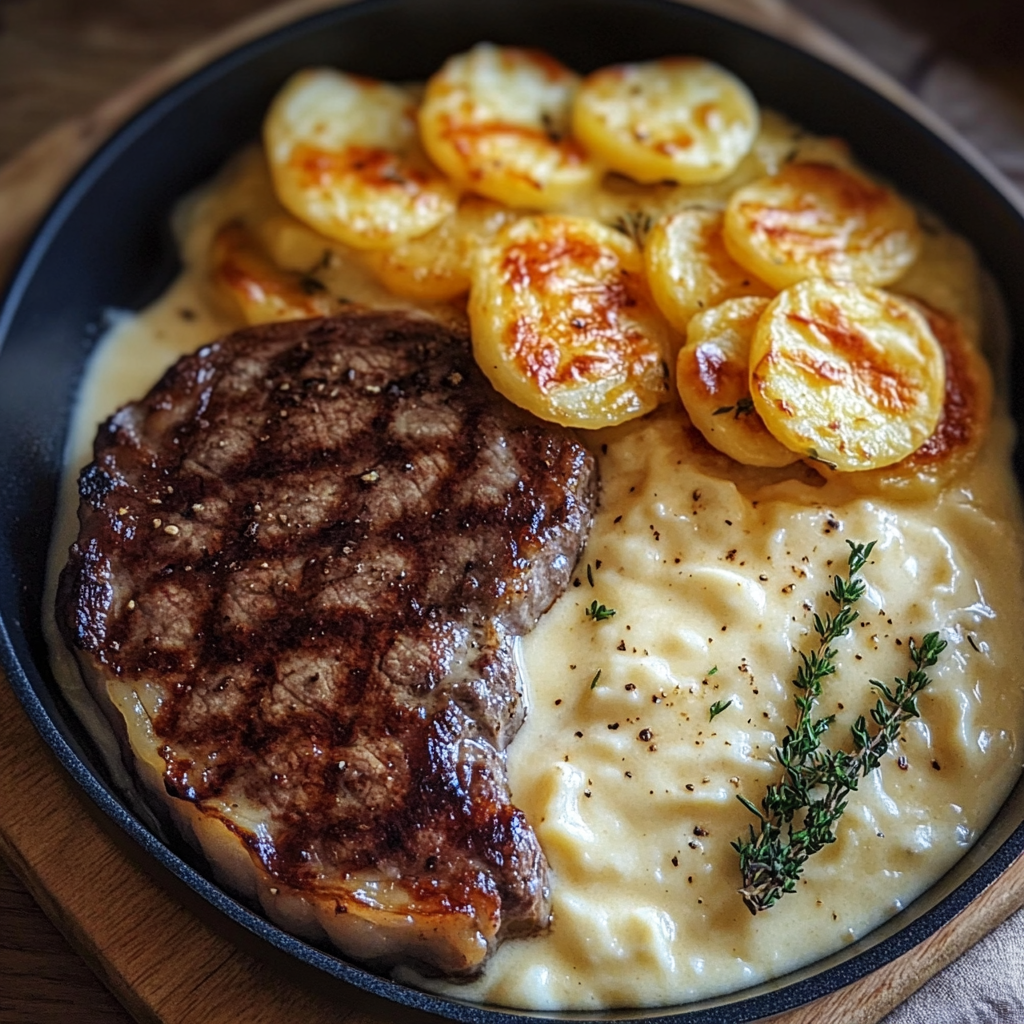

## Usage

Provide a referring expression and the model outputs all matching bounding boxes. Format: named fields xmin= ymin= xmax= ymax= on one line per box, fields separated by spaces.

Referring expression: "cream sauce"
xmin=421 ymin=408 xmax=1024 ymax=1008
xmin=45 ymin=114 xmax=1024 ymax=1011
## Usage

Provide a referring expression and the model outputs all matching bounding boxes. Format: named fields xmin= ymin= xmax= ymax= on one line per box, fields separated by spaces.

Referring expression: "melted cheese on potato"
xmin=264 ymin=69 xmax=458 ymax=250
xmin=750 ymin=280 xmax=946 ymax=471
xmin=469 ymin=214 xmax=673 ymax=427
xmin=723 ymin=162 xmax=922 ymax=289
xmin=44 ymin=94 xmax=1024 ymax=1013
xmin=419 ymin=43 xmax=598 ymax=209
xmin=572 ymin=58 xmax=760 ymax=185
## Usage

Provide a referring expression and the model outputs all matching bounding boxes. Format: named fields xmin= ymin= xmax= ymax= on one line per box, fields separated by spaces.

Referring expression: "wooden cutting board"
xmin=2 ymin=2 xmax=1024 ymax=1022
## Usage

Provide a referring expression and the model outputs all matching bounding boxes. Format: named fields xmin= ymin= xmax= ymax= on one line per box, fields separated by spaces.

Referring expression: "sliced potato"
xmin=264 ymin=68 xmax=458 ymax=249
xmin=211 ymin=222 xmax=339 ymax=325
xmin=645 ymin=208 xmax=774 ymax=332
xmin=253 ymin=213 xmax=430 ymax=314
xmin=469 ymin=215 xmax=673 ymax=428
xmin=363 ymin=196 xmax=519 ymax=300
xmin=678 ymin=298 xmax=799 ymax=467
xmin=814 ymin=302 xmax=992 ymax=496
xmin=723 ymin=162 xmax=921 ymax=289
xmin=255 ymin=213 xmax=341 ymax=273
xmin=749 ymin=279 xmax=945 ymax=472
xmin=572 ymin=58 xmax=759 ymax=185
xmin=418 ymin=44 xmax=597 ymax=209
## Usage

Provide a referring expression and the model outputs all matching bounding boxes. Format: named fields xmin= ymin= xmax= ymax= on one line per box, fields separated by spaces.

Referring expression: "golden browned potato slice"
xmin=645 ymin=208 xmax=774 ymax=332
xmin=469 ymin=215 xmax=673 ymax=428
xmin=418 ymin=44 xmax=598 ymax=209
xmin=812 ymin=301 xmax=992 ymax=496
xmin=749 ymin=279 xmax=945 ymax=472
xmin=723 ymin=162 xmax=921 ymax=289
xmin=678 ymin=297 xmax=800 ymax=467
xmin=363 ymin=196 xmax=519 ymax=300
xmin=211 ymin=222 xmax=339 ymax=324
xmin=264 ymin=68 xmax=458 ymax=249
xmin=572 ymin=58 xmax=759 ymax=185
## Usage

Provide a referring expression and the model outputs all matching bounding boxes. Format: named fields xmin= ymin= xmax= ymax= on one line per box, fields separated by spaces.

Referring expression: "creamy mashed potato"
xmin=421 ymin=409 xmax=1024 ymax=1008
xmin=46 ymin=103 xmax=1024 ymax=1011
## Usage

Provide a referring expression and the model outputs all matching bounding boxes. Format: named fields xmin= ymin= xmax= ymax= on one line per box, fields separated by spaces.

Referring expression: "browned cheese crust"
xmin=58 ymin=310 xmax=597 ymax=976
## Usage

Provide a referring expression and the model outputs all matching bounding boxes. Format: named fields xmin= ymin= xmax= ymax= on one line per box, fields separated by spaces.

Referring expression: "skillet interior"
xmin=2 ymin=1 xmax=1024 ymax=1020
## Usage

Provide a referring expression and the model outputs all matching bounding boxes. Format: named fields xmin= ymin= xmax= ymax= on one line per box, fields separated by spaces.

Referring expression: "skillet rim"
xmin=2 ymin=1 xmax=1024 ymax=1021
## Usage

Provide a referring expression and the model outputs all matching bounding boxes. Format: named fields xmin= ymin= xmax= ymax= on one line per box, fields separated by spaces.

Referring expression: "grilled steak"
xmin=57 ymin=310 xmax=597 ymax=976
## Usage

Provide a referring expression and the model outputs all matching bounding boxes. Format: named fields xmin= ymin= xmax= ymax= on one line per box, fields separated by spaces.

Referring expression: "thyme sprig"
xmin=732 ymin=541 xmax=945 ymax=915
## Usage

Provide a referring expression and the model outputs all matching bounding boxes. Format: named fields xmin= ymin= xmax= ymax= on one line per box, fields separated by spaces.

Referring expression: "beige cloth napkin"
xmin=882 ymin=909 xmax=1024 ymax=1023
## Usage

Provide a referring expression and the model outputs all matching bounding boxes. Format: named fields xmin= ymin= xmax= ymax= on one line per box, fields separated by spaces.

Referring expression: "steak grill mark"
xmin=58 ymin=310 xmax=597 ymax=972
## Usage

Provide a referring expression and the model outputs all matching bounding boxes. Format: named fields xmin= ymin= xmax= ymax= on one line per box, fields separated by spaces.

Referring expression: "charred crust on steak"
xmin=57 ymin=310 xmax=597 ymax=976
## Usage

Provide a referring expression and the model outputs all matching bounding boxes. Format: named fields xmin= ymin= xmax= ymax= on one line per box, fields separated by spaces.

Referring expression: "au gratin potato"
xmin=50 ymin=40 xmax=1024 ymax=1014
xmin=217 ymin=42 xmax=980 ymax=480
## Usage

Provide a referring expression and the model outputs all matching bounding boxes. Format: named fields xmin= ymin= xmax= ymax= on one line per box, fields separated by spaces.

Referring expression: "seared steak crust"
xmin=58 ymin=311 xmax=596 ymax=974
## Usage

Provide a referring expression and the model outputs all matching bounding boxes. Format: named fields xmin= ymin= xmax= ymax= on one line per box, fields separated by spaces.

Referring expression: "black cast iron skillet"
xmin=2 ymin=1 xmax=1024 ymax=1021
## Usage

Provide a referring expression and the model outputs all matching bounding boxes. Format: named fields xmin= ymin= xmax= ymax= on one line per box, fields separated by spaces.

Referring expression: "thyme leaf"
xmin=610 ymin=209 xmax=653 ymax=249
xmin=712 ymin=396 xmax=755 ymax=419
xmin=590 ymin=670 xmax=603 ymax=689
xmin=710 ymin=699 xmax=733 ymax=721
xmin=806 ymin=447 xmax=839 ymax=471
xmin=585 ymin=600 xmax=617 ymax=622
xmin=732 ymin=540 xmax=944 ymax=914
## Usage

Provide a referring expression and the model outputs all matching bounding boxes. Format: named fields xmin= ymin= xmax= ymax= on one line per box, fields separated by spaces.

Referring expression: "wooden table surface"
xmin=2 ymin=2 xmax=1024 ymax=1023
